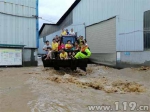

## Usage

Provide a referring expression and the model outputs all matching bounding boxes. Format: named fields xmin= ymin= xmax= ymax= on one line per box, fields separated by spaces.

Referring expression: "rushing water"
xmin=0 ymin=62 xmax=150 ymax=112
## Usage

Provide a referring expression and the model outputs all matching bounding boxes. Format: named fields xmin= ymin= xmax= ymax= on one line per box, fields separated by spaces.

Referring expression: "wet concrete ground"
xmin=0 ymin=59 xmax=150 ymax=112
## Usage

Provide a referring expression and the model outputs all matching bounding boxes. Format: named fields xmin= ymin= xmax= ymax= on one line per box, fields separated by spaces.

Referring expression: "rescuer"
xmin=74 ymin=41 xmax=91 ymax=59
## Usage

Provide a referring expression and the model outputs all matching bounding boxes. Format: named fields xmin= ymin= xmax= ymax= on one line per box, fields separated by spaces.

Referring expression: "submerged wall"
xmin=117 ymin=51 xmax=150 ymax=68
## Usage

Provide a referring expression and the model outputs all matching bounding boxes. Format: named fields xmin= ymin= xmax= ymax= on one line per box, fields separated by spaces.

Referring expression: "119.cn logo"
xmin=115 ymin=101 xmax=149 ymax=111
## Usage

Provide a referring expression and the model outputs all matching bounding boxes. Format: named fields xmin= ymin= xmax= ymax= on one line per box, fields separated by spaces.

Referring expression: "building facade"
xmin=39 ymin=0 xmax=150 ymax=67
xmin=0 ymin=0 xmax=39 ymax=66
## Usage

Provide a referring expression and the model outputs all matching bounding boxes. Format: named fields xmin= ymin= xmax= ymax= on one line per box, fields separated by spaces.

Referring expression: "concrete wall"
xmin=117 ymin=51 xmax=150 ymax=67
xmin=91 ymin=53 xmax=116 ymax=66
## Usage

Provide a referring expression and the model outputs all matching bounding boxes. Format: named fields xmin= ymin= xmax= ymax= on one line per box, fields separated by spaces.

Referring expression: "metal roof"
xmin=39 ymin=0 xmax=81 ymax=35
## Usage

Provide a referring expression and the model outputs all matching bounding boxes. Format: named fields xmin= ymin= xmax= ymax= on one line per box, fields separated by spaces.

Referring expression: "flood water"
xmin=0 ymin=59 xmax=150 ymax=112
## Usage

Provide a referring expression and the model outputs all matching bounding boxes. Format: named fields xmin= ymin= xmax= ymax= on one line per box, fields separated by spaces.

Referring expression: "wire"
xmin=70 ymin=23 xmax=85 ymax=27
xmin=118 ymin=17 xmax=143 ymax=22
xmin=119 ymin=30 xmax=150 ymax=35
xmin=0 ymin=1 xmax=35 ymax=9
xmin=39 ymin=17 xmax=56 ymax=23
xmin=0 ymin=11 xmax=57 ymax=24
xmin=0 ymin=11 xmax=35 ymax=18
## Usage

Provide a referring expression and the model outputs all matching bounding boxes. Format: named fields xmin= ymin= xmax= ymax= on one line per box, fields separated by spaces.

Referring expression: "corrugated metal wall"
xmin=38 ymin=38 xmax=45 ymax=54
xmin=40 ymin=25 xmax=59 ymax=38
xmin=40 ymin=11 xmax=73 ymax=38
xmin=0 ymin=0 xmax=37 ymax=48
xmin=59 ymin=11 xmax=73 ymax=31
xmin=73 ymin=0 xmax=150 ymax=51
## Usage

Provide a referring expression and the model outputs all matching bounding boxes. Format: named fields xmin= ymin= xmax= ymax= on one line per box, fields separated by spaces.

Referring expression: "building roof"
xmin=39 ymin=0 xmax=81 ymax=36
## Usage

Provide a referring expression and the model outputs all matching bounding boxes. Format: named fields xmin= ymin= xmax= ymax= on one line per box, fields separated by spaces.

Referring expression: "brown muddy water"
xmin=0 ymin=59 xmax=150 ymax=112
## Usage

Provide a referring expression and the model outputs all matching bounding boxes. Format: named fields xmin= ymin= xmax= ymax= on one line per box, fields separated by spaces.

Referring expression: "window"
xmin=62 ymin=36 xmax=76 ymax=44
xmin=144 ymin=10 xmax=150 ymax=49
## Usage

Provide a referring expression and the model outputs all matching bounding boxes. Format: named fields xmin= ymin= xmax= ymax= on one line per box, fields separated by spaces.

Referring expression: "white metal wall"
xmin=38 ymin=38 xmax=45 ymax=54
xmin=73 ymin=0 xmax=150 ymax=51
xmin=0 ymin=0 xmax=37 ymax=48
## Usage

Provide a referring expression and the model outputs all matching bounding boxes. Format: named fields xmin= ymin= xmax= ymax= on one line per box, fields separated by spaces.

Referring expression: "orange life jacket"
xmin=81 ymin=45 xmax=88 ymax=52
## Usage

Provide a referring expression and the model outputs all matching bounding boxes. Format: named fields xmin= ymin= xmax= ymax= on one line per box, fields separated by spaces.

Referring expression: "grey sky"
xmin=39 ymin=0 xmax=75 ymax=29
